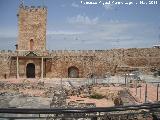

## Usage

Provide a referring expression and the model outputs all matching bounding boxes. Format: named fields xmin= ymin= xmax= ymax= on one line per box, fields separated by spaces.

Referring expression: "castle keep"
xmin=0 ymin=5 xmax=160 ymax=79
xmin=18 ymin=5 xmax=47 ymax=51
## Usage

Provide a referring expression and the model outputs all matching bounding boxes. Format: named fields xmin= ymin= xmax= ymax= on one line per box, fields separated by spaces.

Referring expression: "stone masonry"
xmin=17 ymin=5 xmax=47 ymax=51
xmin=0 ymin=48 xmax=160 ymax=79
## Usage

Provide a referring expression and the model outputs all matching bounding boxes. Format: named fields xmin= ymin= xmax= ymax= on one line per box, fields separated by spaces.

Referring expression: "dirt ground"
xmin=66 ymin=96 xmax=114 ymax=107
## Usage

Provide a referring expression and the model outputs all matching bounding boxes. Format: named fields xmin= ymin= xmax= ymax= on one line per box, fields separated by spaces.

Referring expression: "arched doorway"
xmin=26 ymin=63 xmax=35 ymax=78
xmin=68 ymin=66 xmax=79 ymax=78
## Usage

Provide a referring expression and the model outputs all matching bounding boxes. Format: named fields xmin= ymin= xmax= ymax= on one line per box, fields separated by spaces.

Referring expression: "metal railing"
xmin=0 ymin=103 xmax=160 ymax=119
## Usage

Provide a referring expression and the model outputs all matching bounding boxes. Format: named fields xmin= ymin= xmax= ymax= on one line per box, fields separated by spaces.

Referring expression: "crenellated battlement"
xmin=0 ymin=48 xmax=159 ymax=58
xmin=19 ymin=5 xmax=47 ymax=11
xmin=0 ymin=48 xmax=160 ymax=57
xmin=17 ymin=5 xmax=47 ymax=17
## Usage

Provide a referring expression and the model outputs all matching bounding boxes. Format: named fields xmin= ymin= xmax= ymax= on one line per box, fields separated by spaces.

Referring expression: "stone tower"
xmin=17 ymin=5 xmax=47 ymax=51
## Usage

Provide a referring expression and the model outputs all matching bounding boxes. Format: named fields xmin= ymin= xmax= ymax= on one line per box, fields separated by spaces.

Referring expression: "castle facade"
xmin=0 ymin=5 xmax=160 ymax=79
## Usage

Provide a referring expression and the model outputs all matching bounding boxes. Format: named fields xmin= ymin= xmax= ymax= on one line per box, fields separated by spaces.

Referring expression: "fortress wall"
xmin=0 ymin=51 xmax=13 ymax=78
xmin=47 ymin=48 xmax=160 ymax=78
xmin=123 ymin=48 xmax=160 ymax=69
xmin=0 ymin=48 xmax=159 ymax=78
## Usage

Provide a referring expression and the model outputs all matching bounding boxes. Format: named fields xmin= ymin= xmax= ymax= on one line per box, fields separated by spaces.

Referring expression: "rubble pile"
xmin=0 ymin=78 xmax=141 ymax=108
xmin=0 ymin=80 xmax=57 ymax=97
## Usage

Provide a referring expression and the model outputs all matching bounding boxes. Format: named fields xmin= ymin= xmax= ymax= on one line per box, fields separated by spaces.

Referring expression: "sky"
xmin=0 ymin=0 xmax=160 ymax=50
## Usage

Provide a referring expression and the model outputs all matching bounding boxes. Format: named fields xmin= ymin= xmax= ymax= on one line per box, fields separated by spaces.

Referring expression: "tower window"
xmin=30 ymin=39 xmax=34 ymax=51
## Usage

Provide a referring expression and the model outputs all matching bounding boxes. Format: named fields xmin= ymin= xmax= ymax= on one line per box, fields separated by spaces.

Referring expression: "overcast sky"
xmin=0 ymin=0 xmax=160 ymax=50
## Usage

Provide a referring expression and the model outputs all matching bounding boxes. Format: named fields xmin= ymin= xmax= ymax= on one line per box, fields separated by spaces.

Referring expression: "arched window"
xmin=68 ymin=66 xmax=79 ymax=78
xmin=30 ymin=39 xmax=34 ymax=51
xmin=26 ymin=63 xmax=35 ymax=78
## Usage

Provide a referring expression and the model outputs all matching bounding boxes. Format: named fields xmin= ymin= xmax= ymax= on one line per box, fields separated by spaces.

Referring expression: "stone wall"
xmin=45 ymin=48 xmax=160 ymax=78
xmin=0 ymin=50 xmax=12 ymax=78
xmin=0 ymin=48 xmax=159 ymax=78
xmin=47 ymin=48 xmax=160 ymax=78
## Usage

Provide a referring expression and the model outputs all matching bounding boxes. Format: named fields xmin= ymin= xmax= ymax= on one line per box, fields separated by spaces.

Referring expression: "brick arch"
xmin=68 ymin=66 xmax=79 ymax=78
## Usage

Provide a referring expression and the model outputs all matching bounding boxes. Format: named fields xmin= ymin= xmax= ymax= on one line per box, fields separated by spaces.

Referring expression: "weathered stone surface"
xmin=18 ymin=6 xmax=47 ymax=51
xmin=0 ymin=48 xmax=160 ymax=78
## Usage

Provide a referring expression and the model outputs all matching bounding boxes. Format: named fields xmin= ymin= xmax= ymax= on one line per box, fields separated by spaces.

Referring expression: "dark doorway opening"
xmin=26 ymin=63 xmax=35 ymax=78
xmin=158 ymin=70 xmax=160 ymax=76
xmin=68 ymin=66 xmax=79 ymax=78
